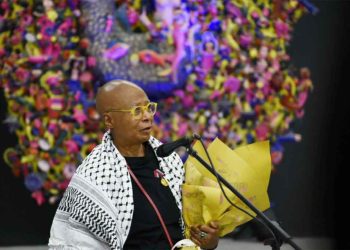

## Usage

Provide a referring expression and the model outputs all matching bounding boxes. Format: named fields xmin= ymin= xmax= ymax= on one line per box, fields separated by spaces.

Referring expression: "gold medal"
xmin=161 ymin=178 xmax=168 ymax=186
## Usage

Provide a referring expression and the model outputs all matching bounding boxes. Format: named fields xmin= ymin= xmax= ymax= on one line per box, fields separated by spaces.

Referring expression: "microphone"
xmin=156 ymin=135 xmax=199 ymax=157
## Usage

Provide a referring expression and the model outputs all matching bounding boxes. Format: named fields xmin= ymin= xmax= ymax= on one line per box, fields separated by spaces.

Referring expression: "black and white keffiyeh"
xmin=49 ymin=131 xmax=184 ymax=249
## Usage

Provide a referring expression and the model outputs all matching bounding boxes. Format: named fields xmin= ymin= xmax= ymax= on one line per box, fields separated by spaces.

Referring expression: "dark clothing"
xmin=123 ymin=143 xmax=183 ymax=250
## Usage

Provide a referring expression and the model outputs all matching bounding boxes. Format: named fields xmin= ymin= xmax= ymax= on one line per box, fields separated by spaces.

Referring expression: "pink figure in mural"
xmin=171 ymin=10 xmax=188 ymax=83
xmin=202 ymin=41 xmax=215 ymax=70
xmin=105 ymin=14 xmax=113 ymax=33
xmin=201 ymin=33 xmax=218 ymax=76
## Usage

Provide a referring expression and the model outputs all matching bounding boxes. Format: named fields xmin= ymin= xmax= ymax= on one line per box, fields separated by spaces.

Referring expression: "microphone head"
xmin=156 ymin=136 xmax=195 ymax=157
xmin=193 ymin=134 xmax=201 ymax=140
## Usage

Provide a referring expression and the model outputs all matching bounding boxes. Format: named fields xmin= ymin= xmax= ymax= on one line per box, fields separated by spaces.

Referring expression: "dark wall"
xmin=0 ymin=0 xmax=349 ymax=247
xmin=268 ymin=0 xmax=349 ymax=248
xmin=0 ymin=89 xmax=58 ymax=245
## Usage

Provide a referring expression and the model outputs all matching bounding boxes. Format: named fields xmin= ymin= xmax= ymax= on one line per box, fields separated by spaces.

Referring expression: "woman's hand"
xmin=190 ymin=221 xmax=219 ymax=250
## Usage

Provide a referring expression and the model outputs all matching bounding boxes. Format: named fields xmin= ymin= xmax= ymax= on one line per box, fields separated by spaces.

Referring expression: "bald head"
xmin=96 ymin=80 xmax=145 ymax=116
xmin=96 ymin=80 xmax=154 ymax=149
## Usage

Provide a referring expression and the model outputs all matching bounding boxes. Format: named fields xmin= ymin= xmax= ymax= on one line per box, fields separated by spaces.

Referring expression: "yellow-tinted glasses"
xmin=105 ymin=102 xmax=157 ymax=120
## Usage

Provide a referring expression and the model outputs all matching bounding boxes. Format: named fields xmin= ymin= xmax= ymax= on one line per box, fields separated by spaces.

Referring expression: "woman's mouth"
xmin=140 ymin=126 xmax=152 ymax=132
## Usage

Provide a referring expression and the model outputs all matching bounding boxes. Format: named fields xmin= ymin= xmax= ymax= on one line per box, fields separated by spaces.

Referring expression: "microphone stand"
xmin=186 ymin=146 xmax=302 ymax=250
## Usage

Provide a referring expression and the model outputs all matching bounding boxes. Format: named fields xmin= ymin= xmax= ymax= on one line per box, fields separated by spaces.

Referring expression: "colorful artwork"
xmin=0 ymin=0 xmax=316 ymax=205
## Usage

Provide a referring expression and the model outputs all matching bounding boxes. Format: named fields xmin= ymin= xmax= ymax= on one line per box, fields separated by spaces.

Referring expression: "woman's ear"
xmin=103 ymin=113 xmax=113 ymax=129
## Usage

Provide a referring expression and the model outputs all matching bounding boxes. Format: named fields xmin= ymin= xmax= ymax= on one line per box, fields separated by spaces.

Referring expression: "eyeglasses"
xmin=105 ymin=102 xmax=158 ymax=119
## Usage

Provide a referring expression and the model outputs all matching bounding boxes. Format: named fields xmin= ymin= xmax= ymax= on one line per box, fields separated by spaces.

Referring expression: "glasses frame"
xmin=105 ymin=102 xmax=158 ymax=119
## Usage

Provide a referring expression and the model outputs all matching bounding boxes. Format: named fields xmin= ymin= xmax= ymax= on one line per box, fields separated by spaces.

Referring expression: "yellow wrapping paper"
xmin=182 ymin=138 xmax=272 ymax=237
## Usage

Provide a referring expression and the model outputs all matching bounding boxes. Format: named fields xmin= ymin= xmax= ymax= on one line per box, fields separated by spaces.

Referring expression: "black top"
xmin=123 ymin=143 xmax=183 ymax=250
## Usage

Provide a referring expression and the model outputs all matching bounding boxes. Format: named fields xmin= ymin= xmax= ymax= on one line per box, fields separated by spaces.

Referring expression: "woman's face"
xmin=105 ymin=86 xmax=154 ymax=147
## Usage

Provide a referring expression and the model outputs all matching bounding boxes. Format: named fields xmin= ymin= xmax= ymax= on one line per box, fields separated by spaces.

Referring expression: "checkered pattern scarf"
xmin=49 ymin=131 xmax=184 ymax=249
